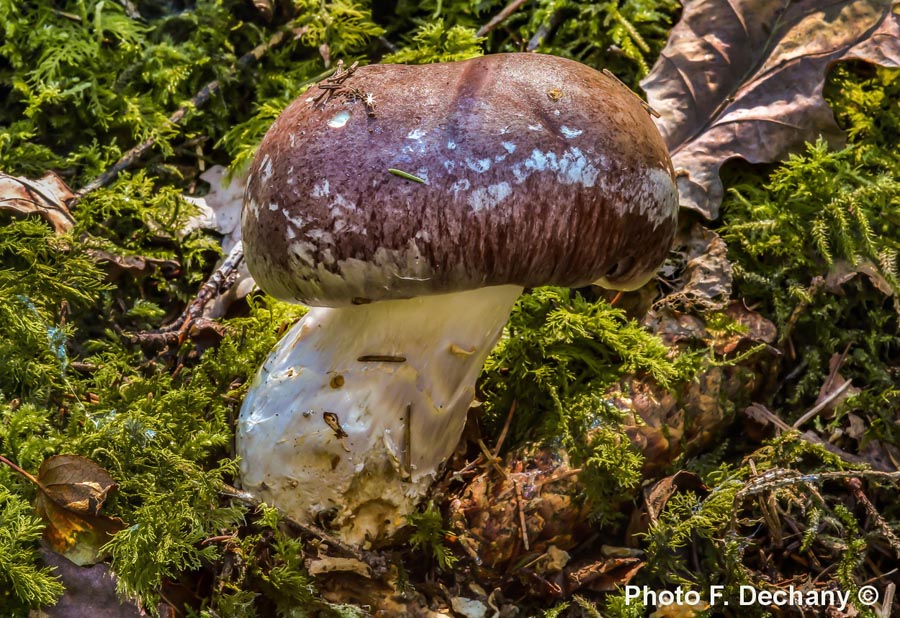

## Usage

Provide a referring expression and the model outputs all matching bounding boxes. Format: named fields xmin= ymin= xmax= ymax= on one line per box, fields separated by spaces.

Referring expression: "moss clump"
xmin=480 ymin=287 xmax=699 ymax=523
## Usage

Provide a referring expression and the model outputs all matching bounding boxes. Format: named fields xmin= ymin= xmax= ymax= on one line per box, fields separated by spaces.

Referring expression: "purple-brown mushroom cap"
xmin=242 ymin=53 xmax=678 ymax=306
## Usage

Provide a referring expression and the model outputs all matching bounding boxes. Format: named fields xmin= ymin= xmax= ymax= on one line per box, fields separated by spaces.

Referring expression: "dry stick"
xmin=219 ymin=482 xmax=375 ymax=565
xmin=881 ymin=582 xmax=896 ymax=618
xmin=743 ymin=404 xmax=883 ymax=470
xmin=846 ymin=477 xmax=900 ymax=557
xmin=476 ymin=0 xmax=529 ymax=37
xmin=492 ymin=399 xmax=517 ymax=458
xmin=792 ymin=380 xmax=852 ymax=429
xmin=527 ymin=9 xmax=565 ymax=51
xmin=513 ymin=480 xmax=530 ymax=551
xmin=71 ymin=29 xmax=290 ymax=203
xmin=131 ymin=242 xmax=246 ymax=348
xmin=172 ymin=241 xmax=246 ymax=339
xmin=477 ymin=438 xmax=508 ymax=479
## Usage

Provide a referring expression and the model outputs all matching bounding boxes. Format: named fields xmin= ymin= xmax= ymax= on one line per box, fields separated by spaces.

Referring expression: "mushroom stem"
xmin=237 ymin=284 xmax=523 ymax=545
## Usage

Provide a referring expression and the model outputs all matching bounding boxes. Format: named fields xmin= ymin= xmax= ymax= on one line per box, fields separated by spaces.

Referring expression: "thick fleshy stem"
xmin=237 ymin=284 xmax=522 ymax=545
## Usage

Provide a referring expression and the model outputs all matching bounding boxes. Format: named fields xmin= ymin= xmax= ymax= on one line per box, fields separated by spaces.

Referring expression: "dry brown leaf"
xmin=564 ymin=555 xmax=644 ymax=593
xmin=642 ymin=0 xmax=900 ymax=219
xmin=654 ymin=223 xmax=733 ymax=313
xmin=32 ymin=455 xmax=126 ymax=566
xmin=0 ymin=171 xmax=76 ymax=233
xmin=825 ymin=258 xmax=894 ymax=296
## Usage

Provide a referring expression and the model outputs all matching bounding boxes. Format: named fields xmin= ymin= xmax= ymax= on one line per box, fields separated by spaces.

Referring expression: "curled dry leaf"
xmin=655 ymin=223 xmax=733 ymax=313
xmin=32 ymin=455 xmax=126 ymax=566
xmin=643 ymin=0 xmax=900 ymax=219
xmin=0 ymin=171 xmax=76 ymax=233
xmin=825 ymin=258 xmax=894 ymax=296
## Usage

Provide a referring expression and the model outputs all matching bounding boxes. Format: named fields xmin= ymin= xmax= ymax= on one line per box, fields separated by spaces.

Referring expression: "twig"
xmin=477 ymin=439 xmax=508 ymax=479
xmin=476 ymin=0 xmax=529 ymax=37
xmin=822 ymin=343 xmax=852 ymax=395
xmin=846 ymin=477 xmax=900 ymax=557
xmin=513 ymin=480 xmax=530 ymax=551
xmin=172 ymin=241 xmax=245 ymax=339
xmin=792 ymin=380 xmax=852 ymax=429
xmin=72 ymin=30 xmax=290 ymax=203
xmin=404 ymin=403 xmax=412 ymax=480
xmin=742 ymin=403 xmax=884 ymax=469
xmin=492 ymin=399 xmax=517 ymax=458
xmin=129 ymin=242 xmax=245 ymax=349
xmin=0 ymin=454 xmax=41 ymax=487
xmin=219 ymin=483 xmax=378 ymax=566
xmin=526 ymin=9 xmax=564 ymax=51
xmin=880 ymin=582 xmax=895 ymax=618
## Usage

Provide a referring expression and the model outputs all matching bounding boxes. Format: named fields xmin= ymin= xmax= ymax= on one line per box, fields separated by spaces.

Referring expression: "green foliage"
xmin=407 ymin=500 xmax=458 ymax=570
xmin=383 ymin=19 xmax=484 ymax=64
xmin=721 ymin=66 xmax=900 ymax=435
xmin=506 ymin=0 xmax=680 ymax=87
xmin=480 ymin=287 xmax=697 ymax=519
xmin=0 ymin=482 xmax=65 ymax=613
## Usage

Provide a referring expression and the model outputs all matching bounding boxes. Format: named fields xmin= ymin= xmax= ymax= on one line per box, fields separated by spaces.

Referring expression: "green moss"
xmin=480 ymin=287 xmax=699 ymax=522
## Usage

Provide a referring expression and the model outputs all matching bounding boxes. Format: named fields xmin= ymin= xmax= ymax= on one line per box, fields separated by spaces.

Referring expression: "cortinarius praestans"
xmin=238 ymin=53 xmax=678 ymax=544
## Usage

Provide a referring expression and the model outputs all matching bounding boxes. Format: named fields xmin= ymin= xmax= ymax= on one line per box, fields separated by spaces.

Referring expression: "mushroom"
xmin=238 ymin=53 xmax=678 ymax=545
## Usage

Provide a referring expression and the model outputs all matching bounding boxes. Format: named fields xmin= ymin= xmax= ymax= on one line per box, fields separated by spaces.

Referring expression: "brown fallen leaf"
xmin=654 ymin=223 xmax=733 ymax=313
xmin=0 ymin=171 xmax=76 ymax=233
xmin=32 ymin=455 xmax=126 ymax=566
xmin=86 ymin=248 xmax=181 ymax=282
xmin=825 ymin=258 xmax=894 ymax=296
xmin=563 ymin=555 xmax=644 ymax=593
xmin=642 ymin=0 xmax=900 ymax=219
xmin=626 ymin=471 xmax=708 ymax=546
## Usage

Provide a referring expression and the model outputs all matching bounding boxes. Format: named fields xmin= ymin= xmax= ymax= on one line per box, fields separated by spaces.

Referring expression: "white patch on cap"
xmin=511 ymin=147 xmax=599 ymax=187
xmin=268 ymin=202 xmax=279 ymax=211
xmin=312 ymin=180 xmax=330 ymax=198
xmin=261 ymin=154 xmax=273 ymax=183
xmin=327 ymin=110 xmax=351 ymax=129
xmin=288 ymin=240 xmax=317 ymax=267
xmin=450 ymin=178 xmax=471 ymax=195
xmin=446 ymin=140 xmax=457 ymax=150
xmin=282 ymin=208 xmax=308 ymax=230
xmin=407 ymin=128 xmax=428 ymax=140
xmin=501 ymin=142 xmax=516 ymax=154
xmin=468 ymin=182 xmax=511 ymax=212
xmin=561 ymin=126 xmax=583 ymax=138
xmin=528 ymin=124 xmax=543 ymax=131
xmin=633 ymin=166 xmax=678 ymax=228
xmin=286 ymin=240 xmax=437 ymax=306
xmin=466 ymin=158 xmax=491 ymax=173
xmin=559 ymin=148 xmax=599 ymax=187
xmin=330 ymin=194 xmax=357 ymax=213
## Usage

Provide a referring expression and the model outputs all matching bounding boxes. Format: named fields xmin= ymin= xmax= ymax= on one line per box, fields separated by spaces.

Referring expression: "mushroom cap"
xmin=242 ymin=53 xmax=678 ymax=306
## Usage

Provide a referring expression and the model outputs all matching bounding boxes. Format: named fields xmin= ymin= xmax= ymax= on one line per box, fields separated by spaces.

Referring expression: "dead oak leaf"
xmin=32 ymin=455 xmax=126 ymax=566
xmin=0 ymin=171 xmax=76 ymax=233
xmin=642 ymin=0 xmax=900 ymax=219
